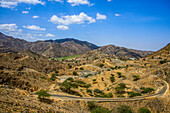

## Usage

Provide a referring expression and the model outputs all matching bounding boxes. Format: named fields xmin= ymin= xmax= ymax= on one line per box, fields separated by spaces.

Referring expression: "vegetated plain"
xmin=54 ymin=55 xmax=81 ymax=60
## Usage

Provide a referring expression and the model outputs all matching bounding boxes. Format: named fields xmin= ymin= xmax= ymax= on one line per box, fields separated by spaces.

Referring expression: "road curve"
xmin=50 ymin=80 xmax=169 ymax=102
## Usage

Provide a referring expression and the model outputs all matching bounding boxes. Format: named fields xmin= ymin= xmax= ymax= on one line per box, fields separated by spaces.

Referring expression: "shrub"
xmin=93 ymin=79 xmax=97 ymax=81
xmin=160 ymin=59 xmax=167 ymax=64
xmin=75 ymin=80 xmax=86 ymax=84
xmin=117 ymin=72 xmax=122 ymax=78
xmin=70 ymin=83 xmax=78 ymax=88
xmin=80 ymin=67 xmax=84 ymax=70
xmin=52 ymin=73 xmax=58 ymax=77
xmin=115 ymin=83 xmax=126 ymax=94
xmin=111 ymin=74 xmax=114 ymax=76
xmin=68 ymin=65 xmax=72 ymax=69
xmin=73 ymin=71 xmax=78 ymax=75
xmin=65 ymin=77 xmax=74 ymax=82
xmin=50 ymin=76 xmax=56 ymax=81
xmin=84 ymin=74 xmax=93 ymax=78
xmin=128 ymin=92 xmax=142 ymax=97
xmin=60 ymin=82 xmax=71 ymax=92
xmin=60 ymin=81 xmax=79 ymax=91
xmin=117 ymin=105 xmax=133 ymax=113
xmin=122 ymin=76 xmax=127 ymax=79
xmin=132 ymin=75 xmax=140 ymax=81
xmin=91 ymin=107 xmax=111 ymax=113
xmin=116 ymin=94 xmax=125 ymax=98
xmin=107 ymin=93 xmax=113 ymax=98
xmin=94 ymin=89 xmax=103 ymax=94
xmin=84 ymin=84 xmax=91 ymax=88
xmin=110 ymin=67 xmax=114 ymax=70
xmin=55 ymin=70 xmax=59 ymax=73
xmin=140 ymin=87 xmax=154 ymax=94
xmin=99 ymin=64 xmax=104 ymax=68
xmin=40 ymin=76 xmax=46 ymax=79
xmin=101 ymin=77 xmax=104 ymax=81
xmin=86 ymin=89 xmax=92 ymax=94
xmin=138 ymin=108 xmax=151 ymax=113
xmin=110 ymin=76 xmax=115 ymax=83
xmin=87 ymin=101 xmax=96 ymax=110
xmin=94 ymin=57 xmax=99 ymax=60
xmin=118 ymin=83 xmax=126 ymax=88
xmin=35 ymin=90 xmax=51 ymax=99
xmin=107 ymin=69 xmax=111 ymax=71
xmin=118 ymin=66 xmax=122 ymax=69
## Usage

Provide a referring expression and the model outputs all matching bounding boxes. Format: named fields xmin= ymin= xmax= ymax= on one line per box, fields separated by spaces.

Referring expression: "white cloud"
xmin=0 ymin=0 xmax=45 ymax=8
xmin=115 ymin=14 xmax=121 ymax=16
xmin=107 ymin=0 xmax=111 ymax=2
xmin=46 ymin=33 xmax=55 ymax=37
xmin=0 ymin=23 xmax=36 ymax=40
xmin=38 ymin=34 xmax=43 ymax=36
xmin=22 ymin=11 xmax=29 ymax=14
xmin=23 ymin=33 xmax=36 ymax=39
xmin=67 ymin=0 xmax=93 ymax=6
xmin=0 ymin=23 xmax=22 ymax=33
xmin=33 ymin=34 xmax=44 ymax=37
xmin=57 ymin=25 xmax=69 ymax=30
xmin=23 ymin=25 xmax=46 ymax=31
xmin=49 ymin=12 xmax=96 ymax=25
xmin=33 ymin=16 xmax=39 ymax=19
xmin=26 ymin=7 xmax=31 ymax=10
xmin=48 ymin=0 xmax=63 ymax=3
xmin=96 ymin=13 xmax=107 ymax=20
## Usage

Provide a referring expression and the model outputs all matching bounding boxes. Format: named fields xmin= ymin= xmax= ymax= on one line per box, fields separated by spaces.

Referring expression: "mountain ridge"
xmin=0 ymin=32 xmax=153 ymax=58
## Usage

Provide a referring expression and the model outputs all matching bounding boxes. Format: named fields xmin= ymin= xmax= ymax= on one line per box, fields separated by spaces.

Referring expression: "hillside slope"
xmin=86 ymin=45 xmax=153 ymax=58
xmin=0 ymin=32 xmax=99 ymax=57
xmin=0 ymin=32 xmax=153 ymax=58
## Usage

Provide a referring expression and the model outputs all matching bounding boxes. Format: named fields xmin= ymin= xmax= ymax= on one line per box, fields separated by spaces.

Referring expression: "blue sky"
xmin=0 ymin=0 xmax=170 ymax=51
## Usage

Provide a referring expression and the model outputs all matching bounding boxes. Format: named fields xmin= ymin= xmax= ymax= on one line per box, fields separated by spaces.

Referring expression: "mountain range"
xmin=0 ymin=32 xmax=153 ymax=58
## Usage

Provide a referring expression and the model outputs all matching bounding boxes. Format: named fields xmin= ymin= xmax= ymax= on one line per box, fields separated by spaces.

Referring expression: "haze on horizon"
xmin=0 ymin=0 xmax=170 ymax=51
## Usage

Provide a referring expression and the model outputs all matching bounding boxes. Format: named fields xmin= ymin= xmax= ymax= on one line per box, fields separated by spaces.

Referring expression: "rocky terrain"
xmin=0 ymin=33 xmax=169 ymax=112
xmin=0 ymin=32 xmax=153 ymax=58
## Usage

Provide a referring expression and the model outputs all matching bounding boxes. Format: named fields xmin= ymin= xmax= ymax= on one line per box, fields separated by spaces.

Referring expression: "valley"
xmin=0 ymin=33 xmax=169 ymax=112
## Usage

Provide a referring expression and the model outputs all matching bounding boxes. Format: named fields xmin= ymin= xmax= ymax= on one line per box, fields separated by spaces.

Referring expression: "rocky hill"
xmin=86 ymin=45 xmax=153 ymax=58
xmin=0 ymin=32 xmax=99 ymax=58
xmin=145 ymin=43 xmax=170 ymax=59
xmin=145 ymin=43 xmax=170 ymax=84
xmin=0 ymin=32 xmax=153 ymax=58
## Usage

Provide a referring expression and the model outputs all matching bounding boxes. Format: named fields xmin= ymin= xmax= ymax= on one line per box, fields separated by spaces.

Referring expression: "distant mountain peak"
xmin=0 ymin=32 xmax=154 ymax=58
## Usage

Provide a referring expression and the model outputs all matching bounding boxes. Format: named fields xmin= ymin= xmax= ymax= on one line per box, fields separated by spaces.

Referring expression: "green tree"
xmin=80 ymin=67 xmax=84 ymax=70
xmin=91 ymin=107 xmax=111 ymax=113
xmin=118 ymin=83 xmax=126 ymax=88
xmin=35 ymin=90 xmax=51 ymax=99
xmin=73 ymin=71 xmax=78 ymax=75
xmin=128 ymin=92 xmax=142 ymax=97
xmin=117 ymin=72 xmax=122 ymax=78
xmin=87 ymin=101 xmax=96 ymax=110
xmin=132 ymin=75 xmax=140 ymax=81
xmin=140 ymin=87 xmax=154 ymax=94
xmin=117 ymin=105 xmax=133 ymax=113
xmin=65 ymin=77 xmax=74 ymax=82
xmin=99 ymin=64 xmax=104 ymax=68
xmin=138 ymin=108 xmax=151 ymax=113
xmin=110 ymin=76 xmax=115 ymax=83
xmin=50 ymin=76 xmax=56 ymax=81
xmin=115 ymin=83 xmax=126 ymax=94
